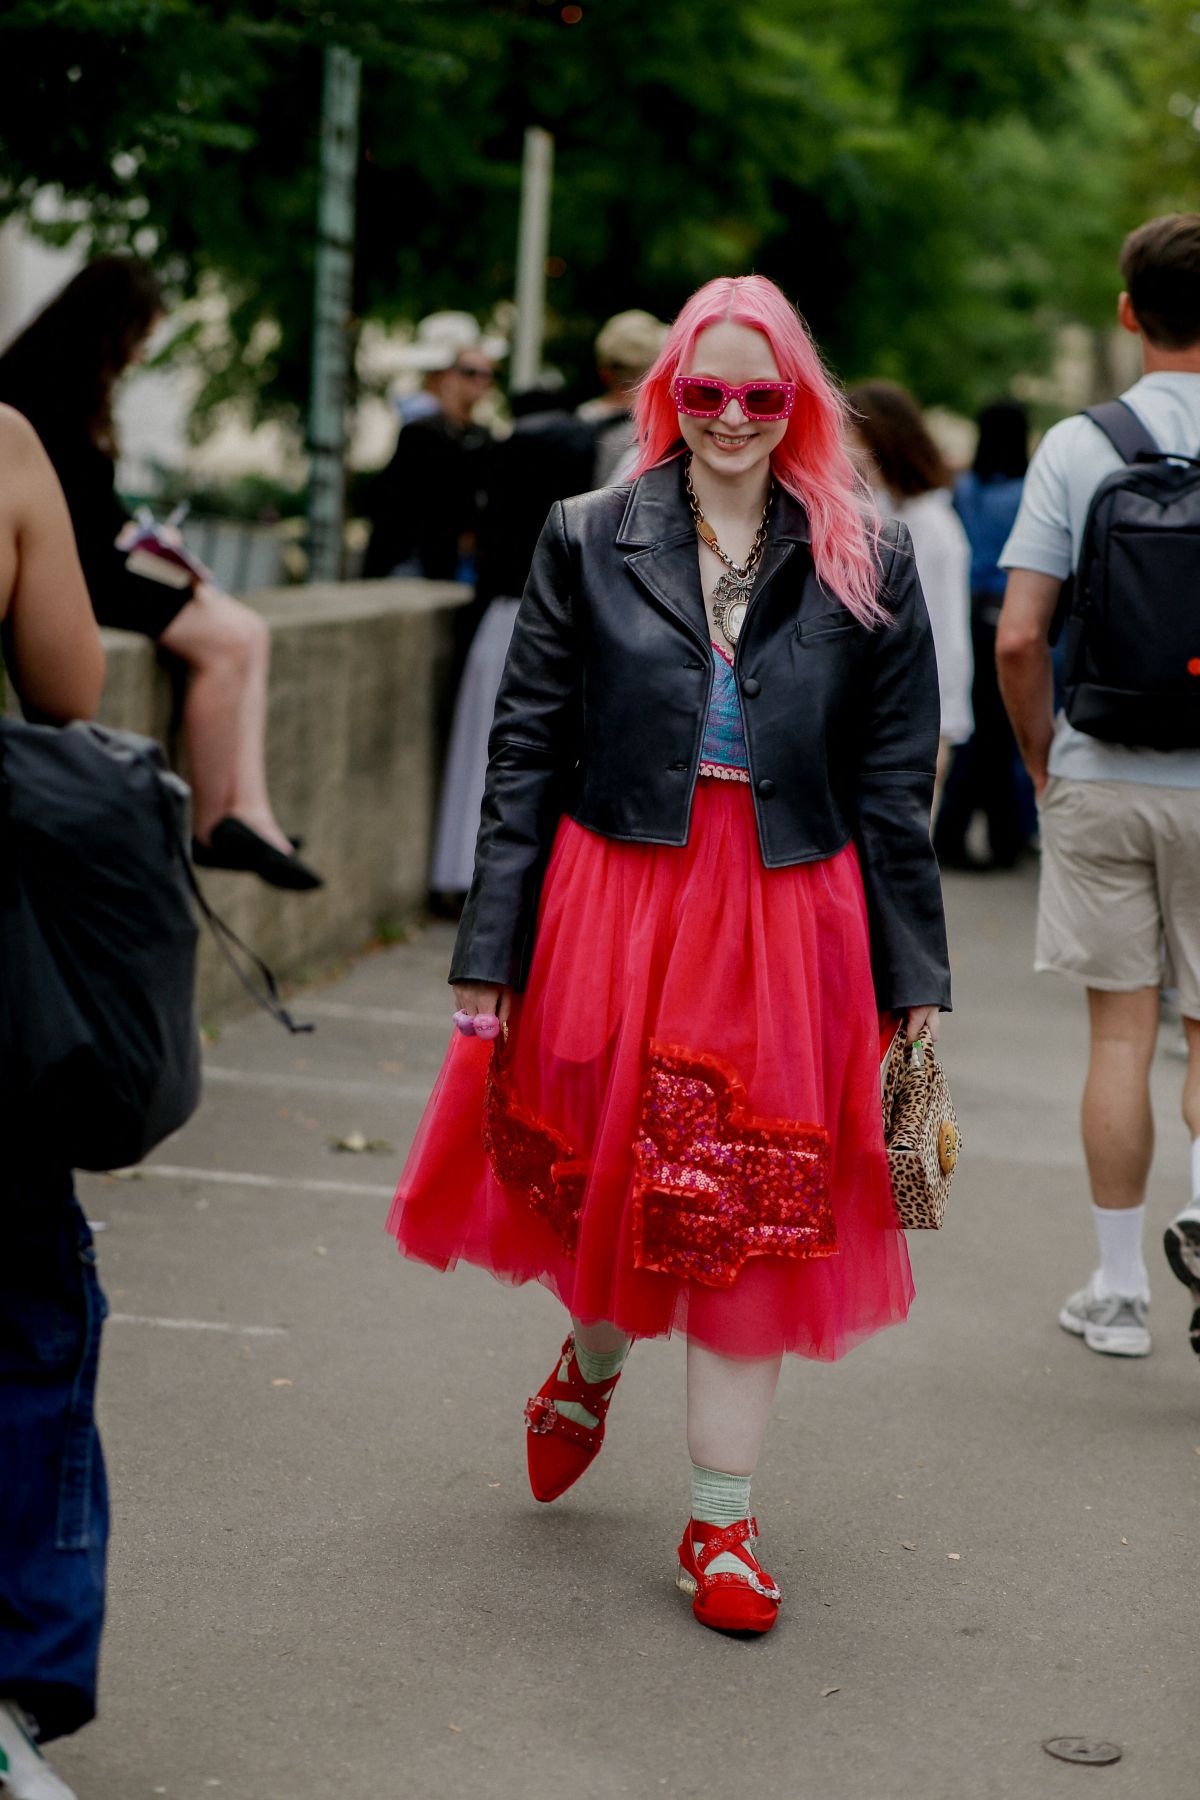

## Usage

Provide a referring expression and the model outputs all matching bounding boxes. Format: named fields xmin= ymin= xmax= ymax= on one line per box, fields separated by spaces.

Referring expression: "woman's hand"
xmin=905 ymin=1005 xmax=940 ymax=1046
xmin=452 ymin=981 xmax=513 ymax=1025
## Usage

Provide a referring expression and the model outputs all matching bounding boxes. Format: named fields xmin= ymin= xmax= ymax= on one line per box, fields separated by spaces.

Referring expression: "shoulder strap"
xmin=1082 ymin=400 xmax=1159 ymax=464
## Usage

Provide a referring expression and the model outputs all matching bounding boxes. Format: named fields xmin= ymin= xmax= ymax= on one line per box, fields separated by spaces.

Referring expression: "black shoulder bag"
xmin=0 ymin=717 xmax=309 ymax=1173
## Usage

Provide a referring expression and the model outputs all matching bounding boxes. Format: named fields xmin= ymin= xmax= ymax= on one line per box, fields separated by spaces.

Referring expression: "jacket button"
xmin=741 ymin=676 xmax=761 ymax=697
xmin=756 ymin=777 xmax=776 ymax=798
xmin=669 ymin=761 xmax=688 ymax=773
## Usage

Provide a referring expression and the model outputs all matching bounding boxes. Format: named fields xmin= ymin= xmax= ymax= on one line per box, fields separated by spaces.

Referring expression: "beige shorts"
xmin=1036 ymin=778 xmax=1200 ymax=1015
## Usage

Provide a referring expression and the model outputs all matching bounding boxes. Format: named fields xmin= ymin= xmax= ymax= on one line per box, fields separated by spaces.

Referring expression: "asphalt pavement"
xmin=56 ymin=865 xmax=1196 ymax=1800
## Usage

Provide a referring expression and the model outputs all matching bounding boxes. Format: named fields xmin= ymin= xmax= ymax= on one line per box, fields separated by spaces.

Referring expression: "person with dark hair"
xmin=0 ymin=256 xmax=322 ymax=890
xmin=847 ymin=381 xmax=973 ymax=791
xmin=0 ymin=403 xmax=107 ymax=1800
xmin=933 ymin=400 xmax=1032 ymax=869
xmin=997 ymin=213 xmax=1200 ymax=1361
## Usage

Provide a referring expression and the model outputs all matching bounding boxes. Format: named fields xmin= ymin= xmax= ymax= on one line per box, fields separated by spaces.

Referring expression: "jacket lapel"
xmin=616 ymin=456 xmax=810 ymax=647
xmin=618 ymin=458 xmax=708 ymax=647
xmin=745 ymin=537 xmax=798 ymax=611
xmin=622 ymin=537 xmax=710 ymax=648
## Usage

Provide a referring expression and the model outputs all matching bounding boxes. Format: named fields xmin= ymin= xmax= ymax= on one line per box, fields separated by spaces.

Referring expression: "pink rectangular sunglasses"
xmin=672 ymin=375 xmax=797 ymax=422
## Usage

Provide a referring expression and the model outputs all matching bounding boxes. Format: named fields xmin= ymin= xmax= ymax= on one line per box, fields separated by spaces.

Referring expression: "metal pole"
xmin=306 ymin=44 xmax=361 ymax=583
xmin=511 ymin=126 xmax=554 ymax=391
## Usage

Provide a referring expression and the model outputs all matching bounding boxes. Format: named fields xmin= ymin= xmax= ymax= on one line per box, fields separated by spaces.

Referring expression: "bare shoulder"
xmin=0 ymin=403 xmax=42 ymax=454
xmin=0 ymin=405 xmax=51 ymax=492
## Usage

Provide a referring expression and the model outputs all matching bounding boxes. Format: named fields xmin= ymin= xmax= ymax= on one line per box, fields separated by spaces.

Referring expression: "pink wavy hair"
xmin=631 ymin=275 xmax=886 ymax=626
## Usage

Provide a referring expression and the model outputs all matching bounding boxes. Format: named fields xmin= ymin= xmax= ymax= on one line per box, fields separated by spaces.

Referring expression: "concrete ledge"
xmin=91 ymin=579 xmax=469 ymax=1019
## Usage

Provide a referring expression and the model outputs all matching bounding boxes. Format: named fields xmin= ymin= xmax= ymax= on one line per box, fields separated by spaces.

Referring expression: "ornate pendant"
xmin=712 ymin=571 xmax=752 ymax=647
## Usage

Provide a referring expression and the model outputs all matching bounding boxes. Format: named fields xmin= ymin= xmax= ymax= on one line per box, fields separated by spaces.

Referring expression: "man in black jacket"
xmin=363 ymin=348 xmax=494 ymax=581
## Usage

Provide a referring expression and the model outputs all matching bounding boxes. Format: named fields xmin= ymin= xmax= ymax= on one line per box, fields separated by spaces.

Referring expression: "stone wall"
xmin=91 ymin=579 xmax=468 ymax=1020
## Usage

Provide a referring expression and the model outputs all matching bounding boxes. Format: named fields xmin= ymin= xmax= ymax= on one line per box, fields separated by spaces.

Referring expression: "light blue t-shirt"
xmin=1000 ymin=370 xmax=1200 ymax=787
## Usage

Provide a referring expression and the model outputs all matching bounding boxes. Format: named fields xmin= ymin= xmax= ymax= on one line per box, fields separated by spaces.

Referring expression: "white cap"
xmin=396 ymin=310 xmax=508 ymax=372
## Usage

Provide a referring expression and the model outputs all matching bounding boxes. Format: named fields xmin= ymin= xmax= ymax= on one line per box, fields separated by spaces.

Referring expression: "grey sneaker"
xmin=1163 ymin=1203 xmax=1200 ymax=1359
xmin=0 ymin=1702 xmax=78 ymax=1800
xmin=1059 ymin=1277 xmax=1151 ymax=1357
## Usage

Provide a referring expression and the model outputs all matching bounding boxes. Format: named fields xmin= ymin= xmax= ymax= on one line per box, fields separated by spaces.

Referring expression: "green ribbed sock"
xmin=573 ymin=1335 xmax=629 ymax=1386
xmin=691 ymin=1464 xmax=755 ymax=1578
xmin=554 ymin=1324 xmax=630 ymax=1430
xmin=691 ymin=1463 xmax=752 ymax=1528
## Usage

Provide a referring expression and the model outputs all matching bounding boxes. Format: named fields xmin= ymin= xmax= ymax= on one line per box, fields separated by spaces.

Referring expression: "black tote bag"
xmin=0 ymin=717 xmax=201 ymax=1171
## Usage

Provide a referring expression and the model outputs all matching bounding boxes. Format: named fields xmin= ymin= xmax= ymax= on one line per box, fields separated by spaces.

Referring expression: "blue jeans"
xmin=0 ymin=1169 xmax=108 ymax=1742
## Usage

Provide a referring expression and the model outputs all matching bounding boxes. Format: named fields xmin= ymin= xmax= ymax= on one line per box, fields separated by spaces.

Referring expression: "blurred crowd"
xmin=354 ymin=299 xmax=1038 ymax=909
xmin=0 ymin=255 xmax=1043 ymax=910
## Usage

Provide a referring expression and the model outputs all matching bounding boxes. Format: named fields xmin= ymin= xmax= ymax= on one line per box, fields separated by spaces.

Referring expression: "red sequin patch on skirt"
xmin=483 ymin=1050 xmax=588 ymax=1258
xmin=633 ymin=1042 xmax=835 ymax=1288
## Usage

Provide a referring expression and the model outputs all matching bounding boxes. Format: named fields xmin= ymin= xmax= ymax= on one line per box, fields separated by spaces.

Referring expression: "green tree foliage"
xmin=0 ymin=0 xmax=1171 ymax=424
xmin=1126 ymin=0 xmax=1200 ymax=211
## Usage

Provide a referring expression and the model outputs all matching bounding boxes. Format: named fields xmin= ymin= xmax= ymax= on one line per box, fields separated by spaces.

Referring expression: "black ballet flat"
xmin=192 ymin=818 xmax=324 ymax=891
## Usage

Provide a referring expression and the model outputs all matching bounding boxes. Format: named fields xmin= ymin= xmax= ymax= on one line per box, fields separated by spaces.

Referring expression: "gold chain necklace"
xmin=685 ymin=455 xmax=774 ymax=649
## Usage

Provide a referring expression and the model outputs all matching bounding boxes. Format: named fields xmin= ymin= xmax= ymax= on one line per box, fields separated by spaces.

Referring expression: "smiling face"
xmin=676 ymin=320 xmax=789 ymax=484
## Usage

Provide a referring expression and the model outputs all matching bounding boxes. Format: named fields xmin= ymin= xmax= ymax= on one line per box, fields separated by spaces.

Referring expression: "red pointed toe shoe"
xmin=524 ymin=1333 xmax=624 ymax=1503
xmin=676 ymin=1517 xmax=781 ymax=1635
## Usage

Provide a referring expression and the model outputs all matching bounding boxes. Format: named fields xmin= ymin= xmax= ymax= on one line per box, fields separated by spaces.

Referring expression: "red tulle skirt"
xmin=388 ymin=781 xmax=912 ymax=1360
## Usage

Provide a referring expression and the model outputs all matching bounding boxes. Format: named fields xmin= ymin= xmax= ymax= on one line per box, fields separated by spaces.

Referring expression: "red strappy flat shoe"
xmin=524 ymin=1333 xmax=623 ymax=1503
xmin=675 ymin=1516 xmax=781 ymax=1635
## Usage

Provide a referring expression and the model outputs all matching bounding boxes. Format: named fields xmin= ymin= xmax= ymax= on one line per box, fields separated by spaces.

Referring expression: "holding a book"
xmin=0 ymin=256 xmax=322 ymax=892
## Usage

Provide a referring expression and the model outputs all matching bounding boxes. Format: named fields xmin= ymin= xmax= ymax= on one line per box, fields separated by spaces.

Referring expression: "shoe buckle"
xmin=524 ymin=1395 xmax=558 ymax=1435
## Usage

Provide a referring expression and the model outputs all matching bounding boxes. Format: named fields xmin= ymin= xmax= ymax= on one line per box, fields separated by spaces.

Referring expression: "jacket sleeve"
xmin=449 ymin=501 xmax=582 ymax=990
xmin=854 ymin=524 xmax=952 ymax=1013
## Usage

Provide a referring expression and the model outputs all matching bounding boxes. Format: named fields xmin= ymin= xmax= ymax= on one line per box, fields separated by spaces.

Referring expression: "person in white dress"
xmin=847 ymin=381 xmax=973 ymax=795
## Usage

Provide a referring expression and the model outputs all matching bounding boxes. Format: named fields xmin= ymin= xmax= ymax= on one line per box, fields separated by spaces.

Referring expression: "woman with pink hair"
xmin=389 ymin=276 xmax=949 ymax=1636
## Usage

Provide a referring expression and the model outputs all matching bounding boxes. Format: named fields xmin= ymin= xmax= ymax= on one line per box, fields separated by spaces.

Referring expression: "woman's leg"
xmin=680 ymin=1341 xmax=784 ymax=1630
xmin=158 ymin=585 xmax=292 ymax=853
xmin=572 ymin=1318 xmax=631 ymax=1362
xmin=553 ymin=1319 xmax=630 ymax=1429
xmin=525 ymin=1319 xmax=630 ymax=1503
xmin=686 ymin=1340 xmax=781 ymax=1477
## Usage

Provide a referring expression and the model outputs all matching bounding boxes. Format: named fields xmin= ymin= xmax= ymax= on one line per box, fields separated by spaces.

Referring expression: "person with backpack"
xmin=997 ymin=213 xmax=1200 ymax=1362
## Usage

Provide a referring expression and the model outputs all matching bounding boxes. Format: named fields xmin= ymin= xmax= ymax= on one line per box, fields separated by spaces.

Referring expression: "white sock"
xmin=1190 ymin=1137 xmax=1200 ymax=1206
xmin=1092 ymin=1204 xmax=1149 ymax=1300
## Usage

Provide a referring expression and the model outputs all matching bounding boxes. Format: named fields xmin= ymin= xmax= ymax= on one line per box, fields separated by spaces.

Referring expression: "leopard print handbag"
xmin=880 ymin=1021 xmax=962 ymax=1229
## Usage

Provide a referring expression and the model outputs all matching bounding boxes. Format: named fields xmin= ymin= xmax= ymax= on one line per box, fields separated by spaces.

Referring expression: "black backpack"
xmin=1062 ymin=399 xmax=1200 ymax=749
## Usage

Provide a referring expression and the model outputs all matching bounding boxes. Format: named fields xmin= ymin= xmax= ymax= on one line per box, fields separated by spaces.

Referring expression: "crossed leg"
xmin=158 ymin=584 xmax=291 ymax=853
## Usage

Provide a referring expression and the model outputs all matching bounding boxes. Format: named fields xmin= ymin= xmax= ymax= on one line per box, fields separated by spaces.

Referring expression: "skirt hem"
xmin=392 ymin=1226 xmax=913 ymax=1364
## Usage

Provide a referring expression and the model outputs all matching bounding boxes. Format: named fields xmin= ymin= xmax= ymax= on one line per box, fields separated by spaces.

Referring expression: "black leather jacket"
xmin=451 ymin=457 xmax=951 ymax=1013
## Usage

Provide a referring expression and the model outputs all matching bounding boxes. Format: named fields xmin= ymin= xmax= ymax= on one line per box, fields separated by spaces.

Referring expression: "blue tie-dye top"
xmin=699 ymin=645 xmax=749 ymax=779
